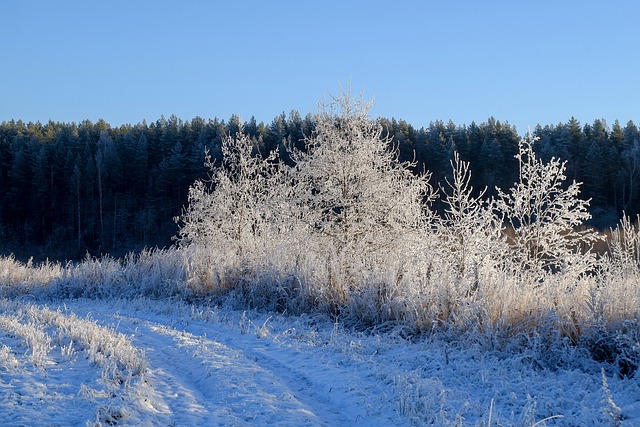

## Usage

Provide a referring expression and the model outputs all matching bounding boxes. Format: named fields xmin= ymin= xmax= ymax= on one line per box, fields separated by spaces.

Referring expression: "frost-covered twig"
xmin=601 ymin=368 xmax=622 ymax=427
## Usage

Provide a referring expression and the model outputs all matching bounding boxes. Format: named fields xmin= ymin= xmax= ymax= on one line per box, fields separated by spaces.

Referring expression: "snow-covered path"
xmin=111 ymin=314 xmax=396 ymax=426
xmin=2 ymin=298 xmax=639 ymax=426
xmin=64 ymin=301 xmax=403 ymax=426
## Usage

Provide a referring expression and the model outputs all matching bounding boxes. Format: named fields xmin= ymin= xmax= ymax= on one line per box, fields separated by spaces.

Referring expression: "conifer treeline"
xmin=0 ymin=113 xmax=638 ymax=261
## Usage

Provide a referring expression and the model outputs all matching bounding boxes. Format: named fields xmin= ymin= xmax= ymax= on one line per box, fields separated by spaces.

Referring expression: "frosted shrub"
xmin=581 ymin=214 xmax=640 ymax=377
xmin=430 ymin=153 xmax=506 ymax=327
xmin=438 ymin=153 xmax=505 ymax=291
xmin=484 ymin=137 xmax=601 ymax=335
xmin=176 ymin=132 xmax=285 ymax=296
xmin=121 ymin=248 xmax=188 ymax=298
xmin=416 ymin=137 xmax=603 ymax=336
xmin=0 ymin=255 xmax=64 ymax=297
xmin=495 ymin=137 xmax=599 ymax=283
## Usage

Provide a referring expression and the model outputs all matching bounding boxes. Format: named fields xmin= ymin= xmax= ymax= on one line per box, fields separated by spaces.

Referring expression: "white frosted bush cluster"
xmin=176 ymin=90 xmax=628 ymax=341
xmin=177 ymin=92 xmax=436 ymax=321
xmin=285 ymin=94 xmax=436 ymax=318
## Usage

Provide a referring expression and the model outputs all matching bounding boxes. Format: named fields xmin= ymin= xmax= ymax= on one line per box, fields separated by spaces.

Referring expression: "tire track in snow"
xmin=77 ymin=307 xmax=402 ymax=426
xmin=103 ymin=313 xmax=291 ymax=426
xmin=95 ymin=312 xmax=365 ymax=426
xmin=209 ymin=326 xmax=397 ymax=426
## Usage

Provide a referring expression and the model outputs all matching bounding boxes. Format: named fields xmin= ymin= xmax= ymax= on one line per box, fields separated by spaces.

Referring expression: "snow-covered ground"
xmin=1 ymin=298 xmax=638 ymax=426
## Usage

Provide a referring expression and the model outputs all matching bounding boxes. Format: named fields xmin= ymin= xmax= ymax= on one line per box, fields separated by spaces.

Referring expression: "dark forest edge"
xmin=1 ymin=113 xmax=638 ymax=262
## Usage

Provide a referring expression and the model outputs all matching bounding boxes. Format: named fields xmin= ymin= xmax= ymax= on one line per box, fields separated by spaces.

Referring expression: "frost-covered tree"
xmin=495 ymin=137 xmax=599 ymax=282
xmin=288 ymin=90 xmax=435 ymax=303
xmin=176 ymin=131 xmax=281 ymax=290
xmin=438 ymin=152 xmax=505 ymax=294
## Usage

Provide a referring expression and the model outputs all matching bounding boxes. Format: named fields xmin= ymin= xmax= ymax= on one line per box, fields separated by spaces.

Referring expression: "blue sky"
xmin=1 ymin=1 xmax=638 ymax=135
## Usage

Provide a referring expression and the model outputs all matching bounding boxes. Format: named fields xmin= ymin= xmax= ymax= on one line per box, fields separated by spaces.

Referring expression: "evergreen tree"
xmin=95 ymin=131 xmax=117 ymax=249
xmin=30 ymin=145 xmax=51 ymax=243
xmin=7 ymin=142 xmax=31 ymax=243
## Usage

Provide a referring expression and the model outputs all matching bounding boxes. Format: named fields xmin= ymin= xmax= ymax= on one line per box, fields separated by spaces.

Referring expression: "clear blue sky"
xmin=1 ymin=1 xmax=638 ymax=135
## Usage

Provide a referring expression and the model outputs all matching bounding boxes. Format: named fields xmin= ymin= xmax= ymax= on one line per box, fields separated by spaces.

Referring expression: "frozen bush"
xmin=495 ymin=137 xmax=600 ymax=283
xmin=0 ymin=255 xmax=64 ymax=297
xmin=176 ymin=131 xmax=286 ymax=298
xmin=438 ymin=152 xmax=505 ymax=293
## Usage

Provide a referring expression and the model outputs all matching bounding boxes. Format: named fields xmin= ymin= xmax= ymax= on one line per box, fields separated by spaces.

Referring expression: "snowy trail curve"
xmin=3 ymin=298 xmax=640 ymax=426
xmin=67 ymin=303 xmax=403 ymax=426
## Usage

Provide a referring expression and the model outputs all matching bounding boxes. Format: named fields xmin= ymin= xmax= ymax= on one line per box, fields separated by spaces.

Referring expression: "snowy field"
xmin=0 ymin=297 xmax=638 ymax=426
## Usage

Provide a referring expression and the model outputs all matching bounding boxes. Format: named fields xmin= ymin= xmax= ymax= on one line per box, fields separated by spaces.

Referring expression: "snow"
xmin=1 ymin=298 xmax=639 ymax=426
